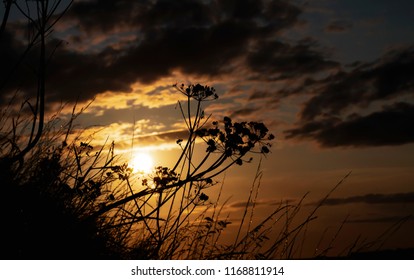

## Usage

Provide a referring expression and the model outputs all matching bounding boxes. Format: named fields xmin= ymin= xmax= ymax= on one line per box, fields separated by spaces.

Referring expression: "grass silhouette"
xmin=0 ymin=84 xmax=276 ymax=259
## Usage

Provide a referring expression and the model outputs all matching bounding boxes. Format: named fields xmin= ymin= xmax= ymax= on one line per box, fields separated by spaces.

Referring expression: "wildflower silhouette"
xmin=87 ymin=84 xmax=274 ymax=222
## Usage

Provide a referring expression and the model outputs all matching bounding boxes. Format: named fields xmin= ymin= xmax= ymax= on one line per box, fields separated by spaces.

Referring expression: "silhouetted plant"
xmin=67 ymin=83 xmax=276 ymax=259
xmin=0 ymin=0 xmax=73 ymax=168
xmin=0 ymin=79 xmax=275 ymax=259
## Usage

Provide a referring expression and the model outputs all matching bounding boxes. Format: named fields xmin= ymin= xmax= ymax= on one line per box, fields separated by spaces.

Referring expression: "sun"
xmin=130 ymin=152 xmax=154 ymax=174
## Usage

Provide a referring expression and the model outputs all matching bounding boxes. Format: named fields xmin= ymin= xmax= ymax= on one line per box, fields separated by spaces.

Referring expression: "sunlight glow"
xmin=130 ymin=152 xmax=154 ymax=174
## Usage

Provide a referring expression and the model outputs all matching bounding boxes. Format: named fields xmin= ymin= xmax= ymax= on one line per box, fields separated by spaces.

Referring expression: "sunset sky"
xmin=1 ymin=0 xmax=414 ymax=257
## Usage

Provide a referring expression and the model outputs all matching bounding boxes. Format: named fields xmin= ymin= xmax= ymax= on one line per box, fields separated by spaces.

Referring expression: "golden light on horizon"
xmin=130 ymin=152 xmax=154 ymax=174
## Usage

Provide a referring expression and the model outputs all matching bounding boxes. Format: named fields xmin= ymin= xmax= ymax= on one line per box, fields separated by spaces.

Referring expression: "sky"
xmin=1 ymin=0 xmax=414 ymax=257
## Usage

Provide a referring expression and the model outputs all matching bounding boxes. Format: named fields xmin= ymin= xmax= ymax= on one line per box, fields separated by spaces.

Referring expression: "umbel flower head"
xmin=174 ymin=83 xmax=219 ymax=101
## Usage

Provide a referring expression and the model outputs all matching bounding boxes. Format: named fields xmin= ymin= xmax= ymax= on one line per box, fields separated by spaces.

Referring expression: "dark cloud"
xmin=134 ymin=130 xmax=189 ymax=144
xmin=246 ymin=38 xmax=339 ymax=80
xmin=230 ymin=107 xmax=259 ymax=118
xmin=115 ymin=21 xmax=253 ymax=82
xmin=0 ymin=30 xmax=131 ymax=106
xmin=229 ymin=199 xmax=295 ymax=209
xmin=67 ymin=0 xmax=259 ymax=33
xmin=1 ymin=0 xmax=306 ymax=108
xmin=283 ymin=46 xmax=414 ymax=147
xmin=1 ymin=24 xmax=249 ymax=105
xmin=316 ymin=192 xmax=414 ymax=206
xmin=66 ymin=1 xmax=150 ymax=33
xmin=0 ymin=31 xmax=38 ymax=105
xmin=3 ymin=0 xmax=413 ymax=151
xmin=245 ymin=78 xmax=320 ymax=107
xmin=325 ymin=20 xmax=353 ymax=33
xmin=285 ymin=102 xmax=414 ymax=147
xmin=218 ymin=0 xmax=264 ymax=20
xmin=300 ymin=46 xmax=414 ymax=121
xmin=248 ymin=90 xmax=272 ymax=100
xmin=229 ymin=201 xmax=257 ymax=208
xmin=67 ymin=0 xmax=304 ymax=83
xmin=346 ymin=215 xmax=414 ymax=224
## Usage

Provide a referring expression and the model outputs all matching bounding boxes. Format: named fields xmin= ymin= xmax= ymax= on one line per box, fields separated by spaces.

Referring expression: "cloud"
xmin=0 ymin=31 xmax=37 ymax=105
xmin=346 ymin=215 xmax=414 ymax=224
xmin=3 ymin=0 xmax=414 ymax=151
xmin=283 ymin=46 xmax=414 ymax=147
xmin=66 ymin=1 xmax=149 ymax=34
xmin=315 ymin=192 xmax=414 ymax=206
xmin=1 ymin=0 xmax=307 ymax=110
xmin=68 ymin=123 xmax=188 ymax=151
xmin=230 ymin=107 xmax=259 ymax=118
xmin=134 ymin=129 xmax=189 ymax=145
xmin=248 ymin=90 xmax=273 ymax=100
xmin=285 ymin=102 xmax=414 ymax=147
xmin=300 ymin=46 xmax=414 ymax=121
xmin=79 ymin=82 xmax=184 ymax=113
xmin=325 ymin=20 xmax=353 ymax=33
xmin=0 ymin=32 xmax=133 ymax=106
xmin=64 ymin=0 xmax=304 ymax=84
xmin=228 ymin=198 xmax=296 ymax=209
xmin=246 ymin=38 xmax=339 ymax=80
